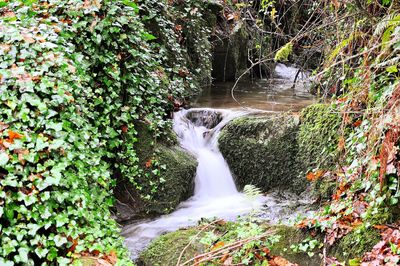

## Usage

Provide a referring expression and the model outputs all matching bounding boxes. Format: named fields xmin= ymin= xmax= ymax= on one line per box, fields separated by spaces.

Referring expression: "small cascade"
xmin=274 ymin=63 xmax=309 ymax=81
xmin=122 ymin=108 xmax=264 ymax=259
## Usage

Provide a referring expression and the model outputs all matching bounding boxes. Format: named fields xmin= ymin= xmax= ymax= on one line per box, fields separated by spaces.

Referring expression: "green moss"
xmin=114 ymin=122 xmax=197 ymax=221
xmin=139 ymin=229 xmax=204 ymax=266
xmin=135 ymin=122 xmax=197 ymax=213
xmin=268 ymin=225 xmax=323 ymax=266
xmin=298 ymin=104 xmax=342 ymax=171
xmin=148 ymin=146 xmax=197 ymax=213
xmin=218 ymin=115 xmax=305 ymax=192
xmin=330 ymin=227 xmax=381 ymax=262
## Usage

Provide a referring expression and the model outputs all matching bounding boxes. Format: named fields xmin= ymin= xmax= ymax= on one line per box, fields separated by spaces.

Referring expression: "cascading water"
xmin=122 ymin=108 xmax=265 ymax=259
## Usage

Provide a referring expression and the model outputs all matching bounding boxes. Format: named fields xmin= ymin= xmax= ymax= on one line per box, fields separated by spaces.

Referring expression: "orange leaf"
xmin=175 ymin=24 xmax=182 ymax=31
xmin=8 ymin=130 xmax=23 ymax=144
xmin=306 ymin=170 xmax=324 ymax=181
xmin=373 ymin=225 xmax=388 ymax=230
xmin=212 ymin=241 xmax=225 ymax=250
xmin=67 ymin=236 xmax=79 ymax=252
xmin=219 ymin=253 xmax=230 ymax=263
xmin=353 ymin=120 xmax=362 ymax=127
xmin=145 ymin=159 xmax=152 ymax=169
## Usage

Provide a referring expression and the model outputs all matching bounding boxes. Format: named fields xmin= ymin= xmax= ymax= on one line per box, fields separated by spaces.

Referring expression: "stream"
xmin=121 ymin=64 xmax=316 ymax=260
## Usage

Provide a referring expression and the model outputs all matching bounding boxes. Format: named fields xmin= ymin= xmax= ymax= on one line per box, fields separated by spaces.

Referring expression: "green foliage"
xmin=141 ymin=217 xmax=281 ymax=266
xmin=243 ymin=184 xmax=263 ymax=200
xmin=0 ymin=1 xmax=137 ymax=264
xmin=290 ymin=237 xmax=323 ymax=257
xmin=326 ymin=32 xmax=363 ymax=64
xmin=0 ymin=0 xmax=214 ymax=264
xmin=139 ymin=0 xmax=214 ymax=90
xmin=198 ymin=217 xmax=280 ymax=265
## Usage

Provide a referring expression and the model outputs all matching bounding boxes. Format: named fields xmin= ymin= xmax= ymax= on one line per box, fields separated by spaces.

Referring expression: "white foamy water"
xmin=121 ymin=108 xmax=265 ymax=259
xmin=274 ymin=63 xmax=310 ymax=81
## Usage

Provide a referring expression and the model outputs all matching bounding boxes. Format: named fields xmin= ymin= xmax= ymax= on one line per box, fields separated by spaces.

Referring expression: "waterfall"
xmin=121 ymin=108 xmax=264 ymax=258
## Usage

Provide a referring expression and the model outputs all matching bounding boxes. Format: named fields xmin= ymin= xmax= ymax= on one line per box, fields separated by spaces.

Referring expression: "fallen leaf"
xmin=8 ymin=130 xmax=23 ymax=143
xmin=145 ymin=159 xmax=152 ymax=168
xmin=212 ymin=241 xmax=225 ymax=250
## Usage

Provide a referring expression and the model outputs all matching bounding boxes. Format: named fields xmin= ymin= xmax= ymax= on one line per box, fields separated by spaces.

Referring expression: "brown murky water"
xmin=192 ymin=64 xmax=316 ymax=112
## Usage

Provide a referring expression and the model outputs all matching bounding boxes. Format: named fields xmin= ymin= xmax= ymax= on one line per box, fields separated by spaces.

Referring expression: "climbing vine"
xmin=0 ymin=0 xmax=216 ymax=264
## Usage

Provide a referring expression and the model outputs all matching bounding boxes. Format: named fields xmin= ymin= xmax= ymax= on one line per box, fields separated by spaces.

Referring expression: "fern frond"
xmin=243 ymin=184 xmax=262 ymax=199
xmin=374 ymin=56 xmax=400 ymax=68
xmin=374 ymin=13 xmax=400 ymax=37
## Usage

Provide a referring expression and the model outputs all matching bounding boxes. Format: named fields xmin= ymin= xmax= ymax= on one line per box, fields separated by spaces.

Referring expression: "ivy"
xmin=0 ymin=0 xmax=215 ymax=264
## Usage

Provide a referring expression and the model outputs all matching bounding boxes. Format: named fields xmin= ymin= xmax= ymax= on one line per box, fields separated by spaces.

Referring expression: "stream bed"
xmin=121 ymin=64 xmax=317 ymax=260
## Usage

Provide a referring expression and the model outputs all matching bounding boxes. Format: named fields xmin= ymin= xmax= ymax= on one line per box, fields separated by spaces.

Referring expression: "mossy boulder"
xmin=328 ymin=227 xmax=381 ymax=263
xmin=139 ymin=224 xmax=323 ymax=266
xmin=298 ymin=104 xmax=342 ymax=171
xmin=218 ymin=114 xmax=305 ymax=192
xmin=268 ymin=225 xmax=323 ymax=266
xmin=139 ymin=228 xmax=204 ymax=266
xmin=114 ymin=122 xmax=197 ymax=222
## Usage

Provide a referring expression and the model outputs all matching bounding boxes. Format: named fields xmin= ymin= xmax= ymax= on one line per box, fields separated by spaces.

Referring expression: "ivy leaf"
xmin=35 ymin=247 xmax=49 ymax=258
xmin=0 ymin=152 xmax=9 ymax=166
xmin=142 ymin=33 xmax=157 ymax=41
xmin=16 ymin=247 xmax=29 ymax=263
xmin=54 ymin=235 xmax=67 ymax=247
xmin=122 ymin=0 xmax=139 ymax=13
xmin=57 ymin=257 xmax=71 ymax=266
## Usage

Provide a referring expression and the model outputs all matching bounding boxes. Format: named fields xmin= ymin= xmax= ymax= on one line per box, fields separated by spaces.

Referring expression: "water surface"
xmin=193 ymin=63 xmax=315 ymax=112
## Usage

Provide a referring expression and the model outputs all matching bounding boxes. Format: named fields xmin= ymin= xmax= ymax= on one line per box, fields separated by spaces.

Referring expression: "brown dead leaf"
xmin=379 ymin=127 xmax=400 ymax=190
xmin=221 ymin=254 xmax=232 ymax=265
xmin=22 ymin=34 xmax=35 ymax=44
xmin=15 ymin=149 xmax=29 ymax=165
xmin=175 ymin=24 xmax=183 ymax=31
xmin=269 ymin=256 xmax=299 ymax=266
xmin=145 ymin=159 xmax=152 ymax=169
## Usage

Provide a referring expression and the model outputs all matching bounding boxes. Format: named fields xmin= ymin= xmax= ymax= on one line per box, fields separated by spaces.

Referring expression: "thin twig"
xmin=176 ymin=220 xmax=220 ymax=266
xmin=180 ymin=230 xmax=276 ymax=266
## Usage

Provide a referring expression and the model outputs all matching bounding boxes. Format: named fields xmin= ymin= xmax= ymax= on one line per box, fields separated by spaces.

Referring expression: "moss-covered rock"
xmin=139 ymin=224 xmax=323 ymax=266
xmin=268 ymin=225 xmax=323 ymax=266
xmin=218 ymin=114 xmax=305 ymax=192
xmin=139 ymin=228 xmax=204 ymax=266
xmin=329 ymin=227 xmax=381 ymax=262
xmin=298 ymin=104 xmax=342 ymax=171
xmin=114 ymin=122 xmax=197 ymax=222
